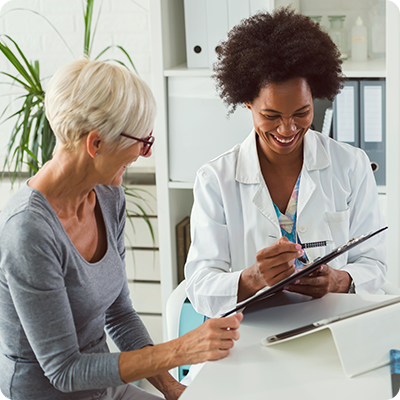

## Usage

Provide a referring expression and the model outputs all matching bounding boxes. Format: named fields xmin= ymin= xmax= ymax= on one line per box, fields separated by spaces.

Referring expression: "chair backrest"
xmin=166 ymin=280 xmax=188 ymax=342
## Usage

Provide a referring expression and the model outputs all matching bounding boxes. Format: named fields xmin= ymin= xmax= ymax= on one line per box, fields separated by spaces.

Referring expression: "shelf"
xmin=342 ymin=58 xmax=386 ymax=78
xmin=168 ymin=181 xmax=194 ymax=189
xmin=164 ymin=63 xmax=213 ymax=77
xmin=165 ymin=59 xmax=386 ymax=79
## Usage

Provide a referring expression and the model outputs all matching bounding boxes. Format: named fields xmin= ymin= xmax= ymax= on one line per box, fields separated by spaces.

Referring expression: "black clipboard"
xmin=221 ymin=226 xmax=388 ymax=317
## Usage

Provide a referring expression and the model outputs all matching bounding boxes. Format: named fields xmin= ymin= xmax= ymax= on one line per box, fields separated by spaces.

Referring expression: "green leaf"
xmin=2 ymin=35 xmax=42 ymax=91
xmin=0 ymin=37 xmax=43 ymax=92
xmin=115 ymin=45 xmax=139 ymax=75
xmin=84 ymin=0 xmax=94 ymax=56
xmin=89 ymin=0 xmax=104 ymax=56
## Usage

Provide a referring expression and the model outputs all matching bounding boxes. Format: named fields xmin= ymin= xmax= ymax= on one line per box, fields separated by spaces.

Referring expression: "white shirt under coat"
xmin=185 ymin=129 xmax=387 ymax=318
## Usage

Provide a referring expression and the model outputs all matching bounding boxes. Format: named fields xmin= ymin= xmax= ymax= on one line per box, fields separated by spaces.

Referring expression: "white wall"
xmin=0 ymin=0 xmax=153 ymax=169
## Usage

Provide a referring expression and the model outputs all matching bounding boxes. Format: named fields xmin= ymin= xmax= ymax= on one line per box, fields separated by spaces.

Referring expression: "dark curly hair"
xmin=213 ymin=7 xmax=345 ymax=113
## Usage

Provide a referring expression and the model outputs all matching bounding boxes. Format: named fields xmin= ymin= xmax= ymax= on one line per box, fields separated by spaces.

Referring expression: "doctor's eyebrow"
xmin=261 ymin=105 xmax=311 ymax=113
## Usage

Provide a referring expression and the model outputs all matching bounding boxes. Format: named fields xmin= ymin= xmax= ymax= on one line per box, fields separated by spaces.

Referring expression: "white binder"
xmin=184 ymin=0 xmax=209 ymax=68
xmin=185 ymin=0 xmax=273 ymax=69
xmin=206 ymin=0 xmax=228 ymax=68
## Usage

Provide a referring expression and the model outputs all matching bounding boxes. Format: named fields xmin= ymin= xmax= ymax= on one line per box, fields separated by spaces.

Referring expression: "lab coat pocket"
xmin=324 ymin=208 xmax=350 ymax=269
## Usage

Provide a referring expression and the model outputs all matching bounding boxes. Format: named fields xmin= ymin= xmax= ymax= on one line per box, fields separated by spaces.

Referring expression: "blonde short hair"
xmin=45 ymin=58 xmax=156 ymax=152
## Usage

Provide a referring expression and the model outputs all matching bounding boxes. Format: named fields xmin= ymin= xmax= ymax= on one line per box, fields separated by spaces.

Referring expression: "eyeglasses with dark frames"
xmin=120 ymin=130 xmax=154 ymax=156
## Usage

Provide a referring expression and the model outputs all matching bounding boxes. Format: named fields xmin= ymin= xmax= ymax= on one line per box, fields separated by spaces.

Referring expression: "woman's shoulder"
xmin=0 ymin=184 xmax=60 ymax=248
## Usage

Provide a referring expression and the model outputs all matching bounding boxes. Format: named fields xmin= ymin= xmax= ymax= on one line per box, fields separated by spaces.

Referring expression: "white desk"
xmin=181 ymin=292 xmax=398 ymax=400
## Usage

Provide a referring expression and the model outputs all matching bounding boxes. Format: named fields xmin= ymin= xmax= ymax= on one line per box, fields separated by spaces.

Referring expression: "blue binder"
xmin=333 ymin=80 xmax=359 ymax=147
xmin=359 ymin=80 xmax=386 ymax=186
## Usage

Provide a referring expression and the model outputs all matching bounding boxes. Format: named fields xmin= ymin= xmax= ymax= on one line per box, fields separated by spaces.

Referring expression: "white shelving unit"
xmin=149 ymin=0 xmax=400 ymax=339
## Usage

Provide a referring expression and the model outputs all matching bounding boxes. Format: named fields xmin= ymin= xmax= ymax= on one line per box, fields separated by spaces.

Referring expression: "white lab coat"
xmin=185 ymin=129 xmax=387 ymax=318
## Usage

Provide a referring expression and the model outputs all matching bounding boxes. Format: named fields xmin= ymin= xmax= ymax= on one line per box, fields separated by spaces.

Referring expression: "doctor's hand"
xmin=284 ymin=264 xmax=352 ymax=297
xmin=238 ymin=237 xmax=304 ymax=302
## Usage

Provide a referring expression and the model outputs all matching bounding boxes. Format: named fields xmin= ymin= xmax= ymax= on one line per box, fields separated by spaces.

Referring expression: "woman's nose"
xmin=276 ymin=118 xmax=296 ymax=136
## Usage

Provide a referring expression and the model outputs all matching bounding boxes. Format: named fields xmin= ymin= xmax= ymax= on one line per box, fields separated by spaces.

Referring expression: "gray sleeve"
xmin=105 ymin=282 xmax=154 ymax=351
xmin=1 ymin=211 xmax=125 ymax=393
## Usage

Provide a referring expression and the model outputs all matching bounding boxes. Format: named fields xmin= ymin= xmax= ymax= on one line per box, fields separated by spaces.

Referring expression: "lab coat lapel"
xmin=236 ymin=130 xmax=280 ymax=233
xmin=252 ymin=183 xmax=281 ymax=232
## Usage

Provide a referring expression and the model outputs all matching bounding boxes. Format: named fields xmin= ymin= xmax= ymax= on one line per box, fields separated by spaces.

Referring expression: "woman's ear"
xmin=245 ymin=103 xmax=252 ymax=111
xmin=86 ymin=130 xmax=101 ymax=159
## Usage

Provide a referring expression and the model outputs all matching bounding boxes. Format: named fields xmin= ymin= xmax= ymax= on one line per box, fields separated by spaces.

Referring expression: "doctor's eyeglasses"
xmin=120 ymin=130 xmax=155 ymax=156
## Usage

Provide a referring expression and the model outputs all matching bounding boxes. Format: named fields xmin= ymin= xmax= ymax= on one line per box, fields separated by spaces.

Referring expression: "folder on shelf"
xmin=206 ymin=0 xmax=228 ymax=68
xmin=176 ymin=216 xmax=191 ymax=283
xmin=333 ymin=80 xmax=359 ymax=147
xmin=360 ymin=80 xmax=386 ymax=186
xmin=261 ymin=296 xmax=400 ymax=378
xmin=184 ymin=0 xmax=209 ymax=68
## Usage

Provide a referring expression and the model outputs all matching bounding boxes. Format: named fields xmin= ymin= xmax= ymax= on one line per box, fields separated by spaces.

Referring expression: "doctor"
xmin=185 ymin=8 xmax=386 ymax=318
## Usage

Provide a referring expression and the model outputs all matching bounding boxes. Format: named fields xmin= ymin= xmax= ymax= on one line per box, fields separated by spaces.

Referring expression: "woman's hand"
xmin=119 ymin=314 xmax=242 ymax=385
xmin=238 ymin=237 xmax=304 ymax=301
xmin=174 ymin=313 xmax=243 ymax=366
xmin=284 ymin=264 xmax=352 ymax=297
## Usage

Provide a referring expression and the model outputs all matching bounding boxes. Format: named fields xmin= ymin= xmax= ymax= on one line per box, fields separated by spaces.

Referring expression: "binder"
xmin=205 ymin=0 xmax=228 ymax=68
xmin=184 ymin=0 xmax=209 ymax=68
xmin=176 ymin=216 xmax=190 ymax=283
xmin=184 ymin=219 xmax=191 ymax=260
xmin=333 ymin=80 xmax=359 ymax=147
xmin=360 ymin=80 xmax=386 ymax=186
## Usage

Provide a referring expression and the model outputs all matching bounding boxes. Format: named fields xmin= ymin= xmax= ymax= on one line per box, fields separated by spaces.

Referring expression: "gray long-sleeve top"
xmin=0 ymin=183 xmax=153 ymax=400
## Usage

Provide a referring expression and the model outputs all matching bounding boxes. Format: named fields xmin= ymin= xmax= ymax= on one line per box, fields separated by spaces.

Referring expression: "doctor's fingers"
xmin=258 ymin=242 xmax=304 ymax=260
xmin=257 ymin=249 xmax=300 ymax=270
xmin=285 ymin=281 xmax=330 ymax=298
xmin=260 ymin=262 xmax=295 ymax=286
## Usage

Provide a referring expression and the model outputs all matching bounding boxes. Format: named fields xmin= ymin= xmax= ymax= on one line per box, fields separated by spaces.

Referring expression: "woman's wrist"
xmin=119 ymin=341 xmax=182 ymax=384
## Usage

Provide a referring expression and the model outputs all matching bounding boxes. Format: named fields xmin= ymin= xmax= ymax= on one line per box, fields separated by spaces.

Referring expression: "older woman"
xmin=0 ymin=58 xmax=242 ymax=400
xmin=185 ymin=8 xmax=386 ymax=319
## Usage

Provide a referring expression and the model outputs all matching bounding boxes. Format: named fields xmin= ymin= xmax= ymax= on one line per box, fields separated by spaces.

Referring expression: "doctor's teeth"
xmin=274 ymin=135 xmax=295 ymax=143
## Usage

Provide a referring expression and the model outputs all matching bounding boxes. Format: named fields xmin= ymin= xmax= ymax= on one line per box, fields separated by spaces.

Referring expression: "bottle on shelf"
xmin=309 ymin=15 xmax=322 ymax=24
xmin=351 ymin=16 xmax=368 ymax=62
xmin=328 ymin=15 xmax=348 ymax=60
